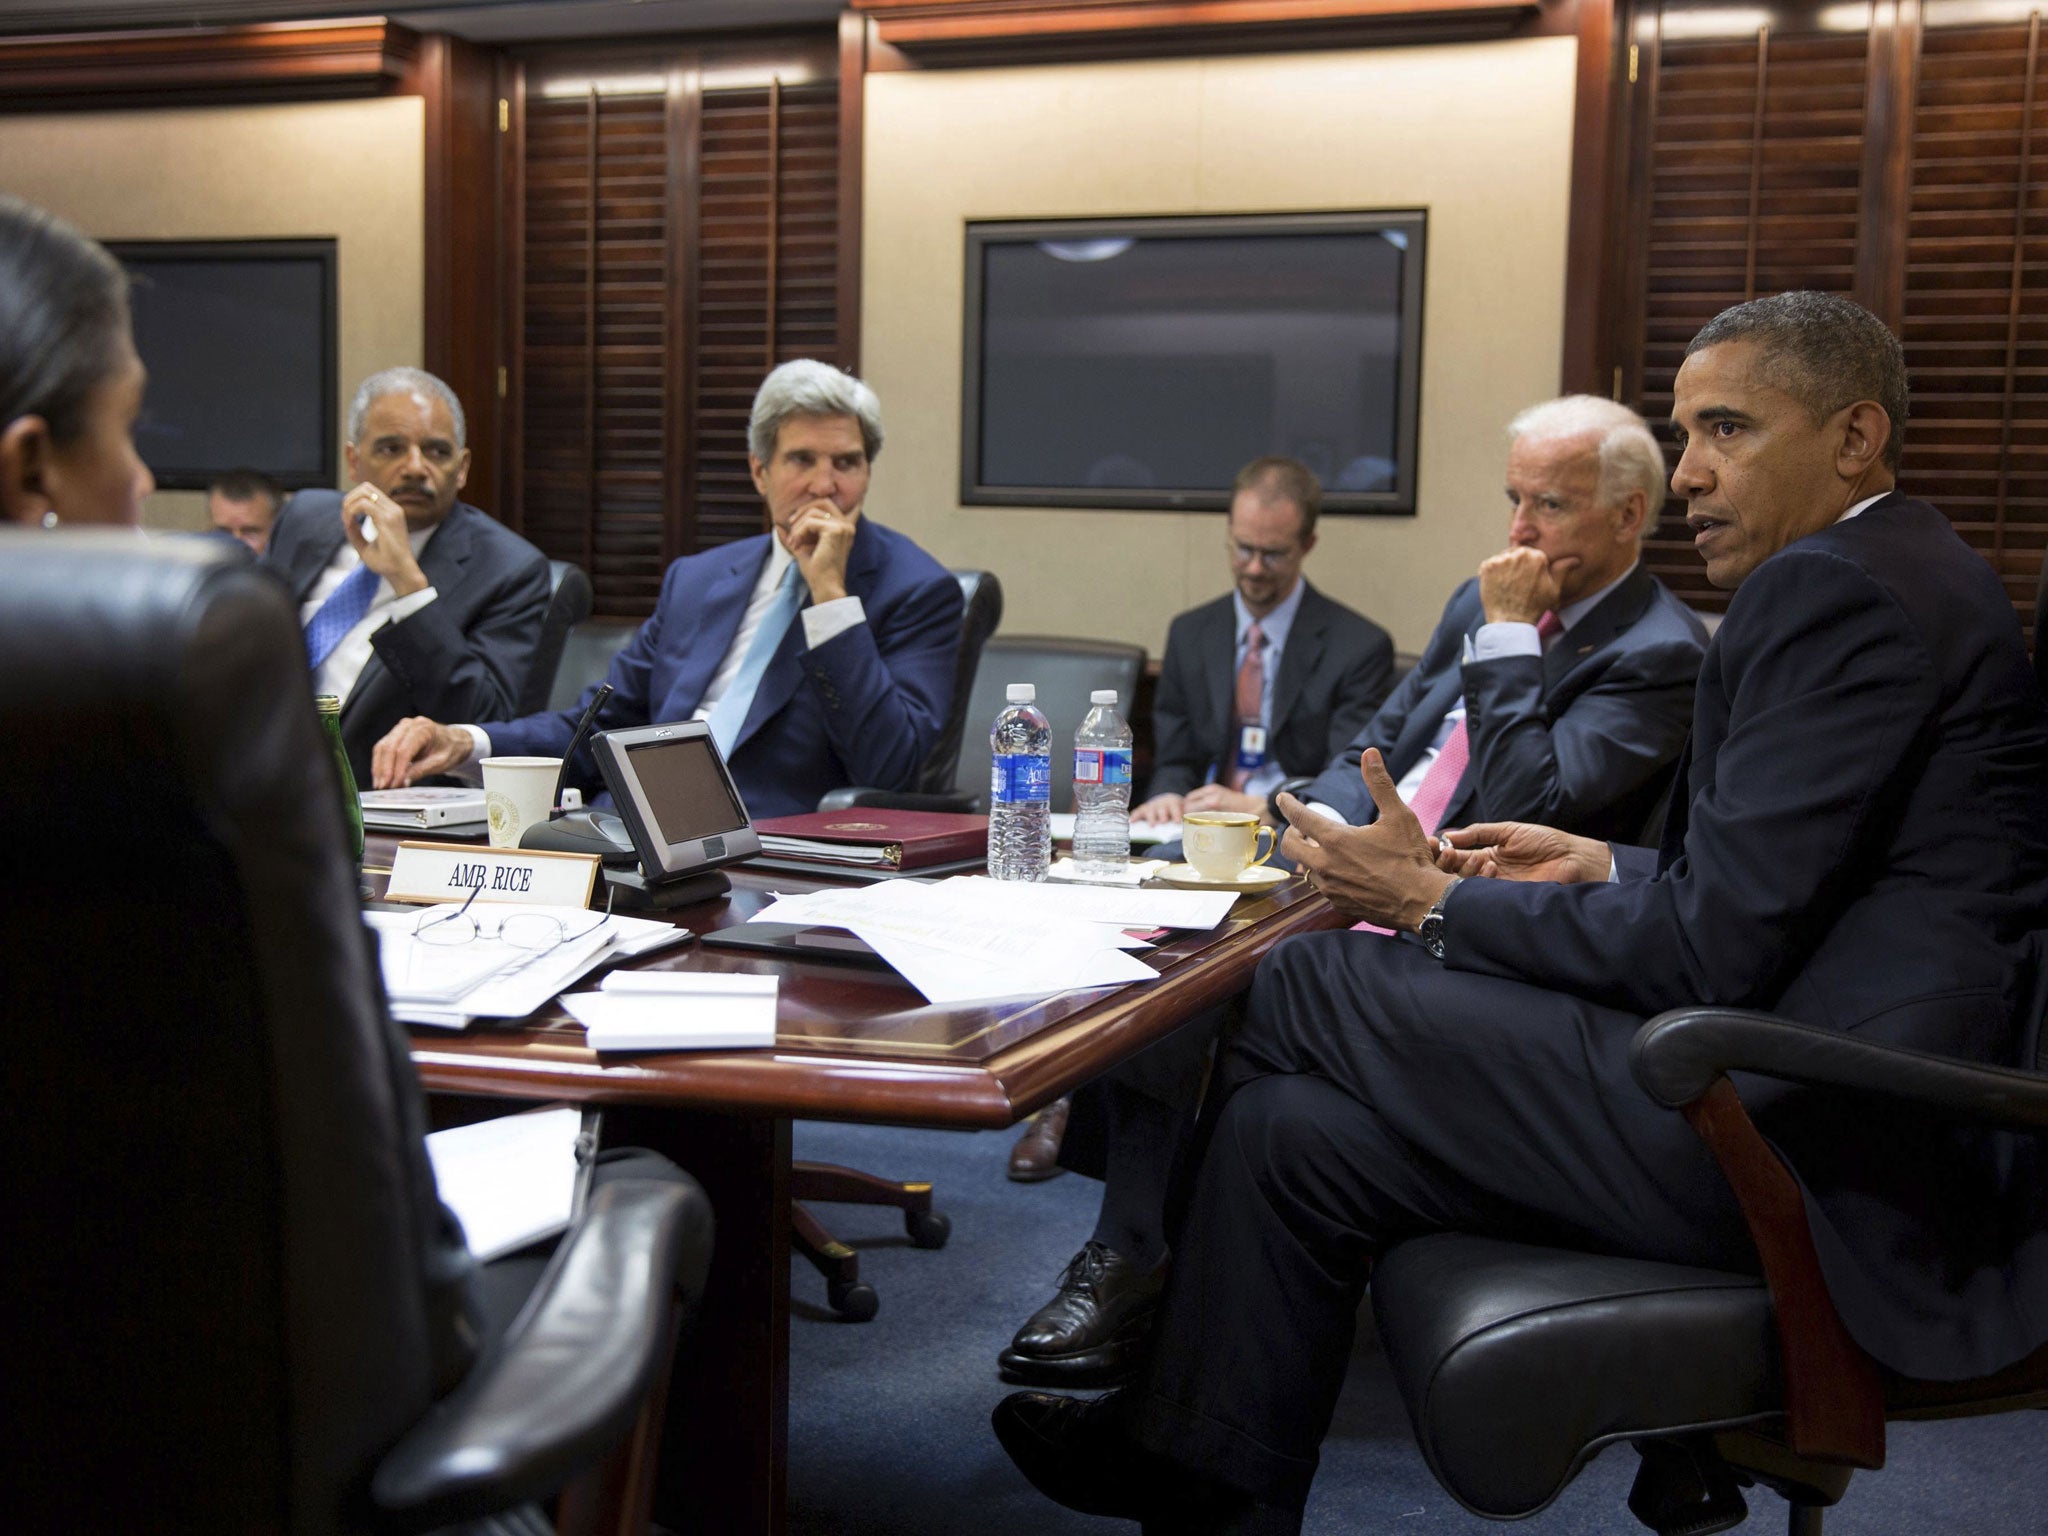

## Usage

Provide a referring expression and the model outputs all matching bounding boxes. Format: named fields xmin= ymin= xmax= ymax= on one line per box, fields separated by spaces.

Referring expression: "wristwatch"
xmin=1417 ymin=875 xmax=1463 ymax=961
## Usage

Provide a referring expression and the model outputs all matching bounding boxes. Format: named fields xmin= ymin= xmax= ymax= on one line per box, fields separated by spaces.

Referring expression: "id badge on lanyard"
xmin=1236 ymin=724 xmax=1267 ymax=773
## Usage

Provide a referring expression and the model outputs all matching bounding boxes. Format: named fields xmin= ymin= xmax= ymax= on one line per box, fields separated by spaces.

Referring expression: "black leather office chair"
xmin=1372 ymin=1006 xmax=2048 ymax=1535
xmin=817 ymin=568 xmax=1005 ymax=813
xmin=0 ymin=532 xmax=712 ymax=1534
xmin=548 ymin=619 xmax=641 ymax=712
xmin=2035 ymin=546 xmax=2048 ymax=698
xmin=517 ymin=559 xmax=595 ymax=715
xmin=824 ymin=632 xmax=1147 ymax=816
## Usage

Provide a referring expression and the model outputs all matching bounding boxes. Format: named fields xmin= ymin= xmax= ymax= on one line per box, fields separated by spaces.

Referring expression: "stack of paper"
xmin=560 ymin=971 xmax=778 ymax=1052
xmin=367 ymin=903 xmax=691 ymax=1028
xmin=750 ymin=875 xmax=1237 ymax=1005
xmin=425 ymin=1106 xmax=582 ymax=1261
xmin=1049 ymin=813 xmax=1182 ymax=846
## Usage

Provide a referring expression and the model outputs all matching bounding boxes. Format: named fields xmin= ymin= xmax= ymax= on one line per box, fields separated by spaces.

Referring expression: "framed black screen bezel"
xmin=960 ymin=209 xmax=1428 ymax=516
xmin=105 ymin=237 xmax=339 ymax=491
xmin=589 ymin=720 xmax=760 ymax=882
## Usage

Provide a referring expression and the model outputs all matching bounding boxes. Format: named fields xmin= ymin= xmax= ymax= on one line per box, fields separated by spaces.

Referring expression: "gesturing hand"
xmin=1276 ymin=748 xmax=1451 ymax=930
xmin=1440 ymin=820 xmax=1611 ymax=884
xmin=782 ymin=500 xmax=859 ymax=604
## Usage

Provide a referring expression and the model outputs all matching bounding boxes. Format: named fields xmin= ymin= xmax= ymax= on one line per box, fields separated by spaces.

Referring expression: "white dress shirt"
xmin=300 ymin=523 xmax=442 ymax=705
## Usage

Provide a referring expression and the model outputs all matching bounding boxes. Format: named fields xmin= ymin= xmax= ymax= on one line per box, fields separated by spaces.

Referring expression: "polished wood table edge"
xmin=410 ymin=888 xmax=1347 ymax=1128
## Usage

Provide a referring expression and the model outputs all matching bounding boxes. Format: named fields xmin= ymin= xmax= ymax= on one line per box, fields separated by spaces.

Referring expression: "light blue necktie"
xmin=706 ymin=561 xmax=806 ymax=754
xmin=303 ymin=562 xmax=381 ymax=671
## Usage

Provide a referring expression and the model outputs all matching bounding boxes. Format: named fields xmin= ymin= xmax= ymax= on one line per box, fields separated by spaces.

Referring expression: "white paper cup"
xmin=481 ymin=756 xmax=562 ymax=849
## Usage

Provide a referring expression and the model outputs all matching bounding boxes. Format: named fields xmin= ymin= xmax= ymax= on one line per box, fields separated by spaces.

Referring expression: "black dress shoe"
xmin=991 ymin=1390 xmax=1160 ymax=1521
xmin=993 ymin=1392 xmax=1302 ymax=1536
xmin=999 ymin=1241 xmax=1165 ymax=1386
xmin=1008 ymin=1096 xmax=1070 ymax=1181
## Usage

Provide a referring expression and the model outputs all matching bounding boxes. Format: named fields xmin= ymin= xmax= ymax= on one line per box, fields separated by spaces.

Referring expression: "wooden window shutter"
xmin=1902 ymin=15 xmax=2048 ymax=642
xmin=1627 ymin=8 xmax=1872 ymax=614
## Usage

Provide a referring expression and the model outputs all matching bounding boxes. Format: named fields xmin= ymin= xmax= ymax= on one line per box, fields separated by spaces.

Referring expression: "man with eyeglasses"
xmin=996 ymin=398 xmax=1709 ymax=1393
xmin=264 ymin=366 xmax=551 ymax=784
xmin=1128 ymin=456 xmax=1395 ymax=828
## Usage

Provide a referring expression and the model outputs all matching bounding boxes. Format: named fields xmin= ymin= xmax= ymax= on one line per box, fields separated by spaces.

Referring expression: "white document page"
xmin=561 ymin=971 xmax=778 ymax=1051
xmin=426 ymin=1106 xmax=580 ymax=1262
xmin=936 ymin=876 xmax=1238 ymax=931
xmin=1049 ymin=813 xmax=1182 ymax=846
xmin=750 ymin=880 xmax=1160 ymax=1005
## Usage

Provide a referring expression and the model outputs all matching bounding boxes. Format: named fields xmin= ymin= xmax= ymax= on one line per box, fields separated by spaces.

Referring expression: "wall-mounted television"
xmin=961 ymin=211 xmax=1426 ymax=515
xmin=106 ymin=239 xmax=338 ymax=491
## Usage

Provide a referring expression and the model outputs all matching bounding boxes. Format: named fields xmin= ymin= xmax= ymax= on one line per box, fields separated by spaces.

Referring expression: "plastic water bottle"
xmin=1072 ymin=689 xmax=1133 ymax=876
xmin=989 ymin=682 xmax=1052 ymax=881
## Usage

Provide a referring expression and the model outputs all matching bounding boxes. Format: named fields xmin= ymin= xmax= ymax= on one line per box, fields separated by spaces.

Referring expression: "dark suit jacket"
xmin=1145 ymin=582 xmax=1394 ymax=799
xmin=1451 ymin=494 xmax=2048 ymax=1380
xmin=265 ymin=493 xmax=551 ymax=784
xmin=1301 ymin=564 xmax=1708 ymax=841
xmin=484 ymin=517 xmax=963 ymax=820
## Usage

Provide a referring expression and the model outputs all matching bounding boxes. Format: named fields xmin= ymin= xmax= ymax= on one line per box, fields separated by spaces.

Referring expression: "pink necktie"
xmin=1227 ymin=621 xmax=1265 ymax=790
xmin=1350 ymin=610 xmax=1559 ymax=935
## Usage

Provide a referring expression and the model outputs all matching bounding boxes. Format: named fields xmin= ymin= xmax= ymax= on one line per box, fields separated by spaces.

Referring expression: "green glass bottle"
xmin=315 ymin=693 xmax=365 ymax=868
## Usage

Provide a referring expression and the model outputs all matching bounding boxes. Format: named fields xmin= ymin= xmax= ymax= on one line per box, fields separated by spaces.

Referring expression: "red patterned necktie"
xmin=1351 ymin=609 xmax=1560 ymax=935
xmin=1227 ymin=620 xmax=1265 ymax=790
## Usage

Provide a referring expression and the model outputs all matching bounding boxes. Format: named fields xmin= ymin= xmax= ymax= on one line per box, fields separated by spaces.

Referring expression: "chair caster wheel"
xmin=906 ymin=1209 xmax=951 ymax=1249
xmin=828 ymin=1278 xmax=879 ymax=1321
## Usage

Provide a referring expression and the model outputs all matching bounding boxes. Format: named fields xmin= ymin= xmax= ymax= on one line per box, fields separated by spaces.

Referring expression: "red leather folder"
xmin=751 ymin=809 xmax=990 ymax=871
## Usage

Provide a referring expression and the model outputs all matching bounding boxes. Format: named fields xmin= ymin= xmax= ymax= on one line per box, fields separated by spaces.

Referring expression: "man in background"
xmin=264 ymin=366 xmax=551 ymax=784
xmin=206 ymin=468 xmax=282 ymax=554
xmin=369 ymin=358 xmax=963 ymax=820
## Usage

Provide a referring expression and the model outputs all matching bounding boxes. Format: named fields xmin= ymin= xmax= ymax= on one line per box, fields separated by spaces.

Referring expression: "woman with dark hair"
xmin=0 ymin=192 xmax=153 ymax=528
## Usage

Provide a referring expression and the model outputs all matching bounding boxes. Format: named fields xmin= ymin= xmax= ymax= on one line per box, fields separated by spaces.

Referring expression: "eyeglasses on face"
xmin=1228 ymin=539 xmax=1303 ymax=568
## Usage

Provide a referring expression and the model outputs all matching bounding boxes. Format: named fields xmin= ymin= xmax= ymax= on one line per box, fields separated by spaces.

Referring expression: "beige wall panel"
xmin=862 ymin=38 xmax=1578 ymax=655
xmin=0 ymin=97 xmax=425 ymax=531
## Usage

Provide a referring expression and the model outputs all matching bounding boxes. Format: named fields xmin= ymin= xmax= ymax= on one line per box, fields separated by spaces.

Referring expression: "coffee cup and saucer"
xmin=1157 ymin=811 xmax=1291 ymax=894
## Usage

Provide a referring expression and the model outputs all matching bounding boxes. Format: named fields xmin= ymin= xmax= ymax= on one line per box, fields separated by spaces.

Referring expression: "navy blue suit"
xmin=1128 ymin=495 xmax=2048 ymax=1509
xmin=484 ymin=518 xmax=962 ymax=819
xmin=1301 ymin=563 xmax=1708 ymax=842
xmin=266 ymin=493 xmax=551 ymax=784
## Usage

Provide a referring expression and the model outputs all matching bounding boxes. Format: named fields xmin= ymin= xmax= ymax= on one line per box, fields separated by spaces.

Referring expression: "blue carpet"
xmin=788 ymin=1119 xmax=2045 ymax=1534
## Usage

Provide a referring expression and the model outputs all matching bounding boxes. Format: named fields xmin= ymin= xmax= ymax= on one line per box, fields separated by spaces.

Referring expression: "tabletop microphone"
xmin=551 ymin=682 xmax=613 ymax=820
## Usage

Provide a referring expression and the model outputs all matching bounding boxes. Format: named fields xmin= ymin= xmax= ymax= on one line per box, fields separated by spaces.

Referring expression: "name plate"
xmin=387 ymin=840 xmax=601 ymax=908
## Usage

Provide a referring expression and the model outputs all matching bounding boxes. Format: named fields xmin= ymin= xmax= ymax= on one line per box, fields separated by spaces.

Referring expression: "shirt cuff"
xmin=381 ymin=585 xmax=439 ymax=626
xmin=459 ymin=724 xmax=490 ymax=767
xmin=1607 ymin=849 xmax=1620 ymax=883
xmin=1306 ymin=800 xmax=1350 ymax=826
xmin=1470 ymin=619 xmax=1542 ymax=662
xmin=801 ymin=594 xmax=866 ymax=649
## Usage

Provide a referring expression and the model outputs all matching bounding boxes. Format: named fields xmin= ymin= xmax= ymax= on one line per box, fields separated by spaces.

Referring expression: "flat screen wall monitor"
xmin=590 ymin=719 xmax=761 ymax=886
xmin=105 ymin=239 xmax=338 ymax=491
xmin=962 ymin=210 xmax=1427 ymax=516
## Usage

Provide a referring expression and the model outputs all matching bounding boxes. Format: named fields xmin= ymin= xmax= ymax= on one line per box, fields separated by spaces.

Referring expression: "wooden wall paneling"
xmin=501 ymin=57 xmax=529 ymax=536
xmin=1854 ymin=0 xmax=1921 ymax=327
xmin=0 ymin=19 xmax=419 ymax=109
xmin=838 ymin=11 xmax=869 ymax=372
xmin=1901 ymin=11 xmax=2048 ymax=642
xmin=408 ymin=33 xmax=503 ymax=514
xmin=666 ymin=56 xmax=707 ymax=579
xmin=1559 ymin=0 xmax=1623 ymax=399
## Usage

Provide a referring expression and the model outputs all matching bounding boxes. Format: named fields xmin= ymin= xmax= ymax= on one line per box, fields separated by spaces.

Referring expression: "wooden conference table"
xmin=377 ymin=834 xmax=1344 ymax=1533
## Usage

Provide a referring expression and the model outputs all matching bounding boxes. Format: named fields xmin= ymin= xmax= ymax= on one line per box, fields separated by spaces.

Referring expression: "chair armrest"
xmin=1631 ymin=1006 xmax=2048 ymax=1133
xmin=371 ymin=1175 xmax=713 ymax=1529
xmin=817 ymin=786 xmax=980 ymax=813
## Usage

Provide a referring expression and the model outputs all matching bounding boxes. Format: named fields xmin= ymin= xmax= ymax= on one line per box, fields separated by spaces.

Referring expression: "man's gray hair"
xmin=347 ymin=366 xmax=466 ymax=449
xmin=1506 ymin=394 xmax=1667 ymax=542
xmin=748 ymin=358 xmax=883 ymax=463
xmin=1685 ymin=290 xmax=1907 ymax=471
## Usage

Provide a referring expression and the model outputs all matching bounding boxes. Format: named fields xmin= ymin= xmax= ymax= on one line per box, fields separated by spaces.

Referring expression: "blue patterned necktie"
xmin=304 ymin=561 xmax=381 ymax=670
xmin=706 ymin=561 xmax=807 ymax=755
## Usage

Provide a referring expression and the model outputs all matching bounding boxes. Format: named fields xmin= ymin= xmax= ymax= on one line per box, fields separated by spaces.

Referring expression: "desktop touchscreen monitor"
xmin=590 ymin=721 xmax=760 ymax=882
